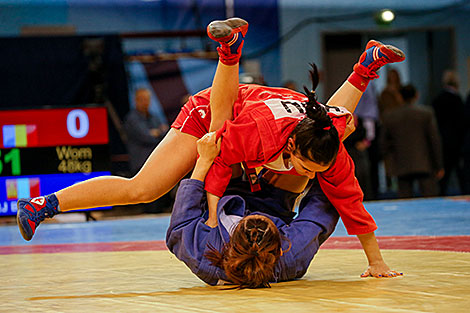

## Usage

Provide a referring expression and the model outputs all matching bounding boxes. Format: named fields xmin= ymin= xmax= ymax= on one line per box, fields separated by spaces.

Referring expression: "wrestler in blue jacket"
xmin=166 ymin=133 xmax=339 ymax=287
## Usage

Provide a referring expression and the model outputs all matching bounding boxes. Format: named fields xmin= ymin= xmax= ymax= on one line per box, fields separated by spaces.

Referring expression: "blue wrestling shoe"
xmin=353 ymin=40 xmax=405 ymax=79
xmin=207 ymin=17 xmax=248 ymax=66
xmin=17 ymin=194 xmax=60 ymax=241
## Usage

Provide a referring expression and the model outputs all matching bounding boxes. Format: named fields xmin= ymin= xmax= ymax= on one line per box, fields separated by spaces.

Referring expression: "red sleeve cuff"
xmin=345 ymin=224 xmax=378 ymax=236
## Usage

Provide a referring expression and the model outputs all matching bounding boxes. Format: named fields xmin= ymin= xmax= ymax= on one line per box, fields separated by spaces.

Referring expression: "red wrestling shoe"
xmin=353 ymin=40 xmax=405 ymax=79
xmin=17 ymin=194 xmax=60 ymax=241
xmin=207 ymin=17 xmax=248 ymax=66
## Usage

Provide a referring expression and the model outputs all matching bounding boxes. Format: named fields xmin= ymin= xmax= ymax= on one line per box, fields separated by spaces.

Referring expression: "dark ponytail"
xmin=290 ymin=63 xmax=340 ymax=165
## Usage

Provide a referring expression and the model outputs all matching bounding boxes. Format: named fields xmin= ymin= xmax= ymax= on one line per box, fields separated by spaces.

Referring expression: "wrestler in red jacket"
xmin=172 ymin=82 xmax=375 ymax=236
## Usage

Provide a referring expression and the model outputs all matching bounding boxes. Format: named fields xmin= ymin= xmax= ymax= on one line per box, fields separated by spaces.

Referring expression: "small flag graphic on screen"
xmin=2 ymin=124 xmax=38 ymax=148
xmin=6 ymin=178 xmax=40 ymax=200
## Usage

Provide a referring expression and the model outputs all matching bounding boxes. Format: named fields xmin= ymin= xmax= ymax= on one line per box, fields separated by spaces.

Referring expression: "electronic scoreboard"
xmin=0 ymin=106 xmax=111 ymax=216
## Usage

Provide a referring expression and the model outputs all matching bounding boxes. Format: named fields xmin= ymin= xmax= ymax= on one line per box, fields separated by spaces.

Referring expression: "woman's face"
xmin=284 ymin=137 xmax=331 ymax=179
xmin=289 ymin=151 xmax=330 ymax=179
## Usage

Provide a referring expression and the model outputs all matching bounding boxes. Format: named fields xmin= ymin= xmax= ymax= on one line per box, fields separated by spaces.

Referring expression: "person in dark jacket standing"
xmin=124 ymin=88 xmax=169 ymax=175
xmin=432 ymin=70 xmax=465 ymax=195
xmin=381 ymin=84 xmax=443 ymax=198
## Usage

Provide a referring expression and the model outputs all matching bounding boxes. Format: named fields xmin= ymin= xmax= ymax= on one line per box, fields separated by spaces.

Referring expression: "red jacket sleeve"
xmin=317 ymin=143 xmax=377 ymax=235
xmin=204 ymin=117 xmax=263 ymax=197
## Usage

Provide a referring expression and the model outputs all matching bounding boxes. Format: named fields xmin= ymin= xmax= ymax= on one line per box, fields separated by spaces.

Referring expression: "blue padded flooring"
xmin=1 ymin=197 xmax=469 ymax=246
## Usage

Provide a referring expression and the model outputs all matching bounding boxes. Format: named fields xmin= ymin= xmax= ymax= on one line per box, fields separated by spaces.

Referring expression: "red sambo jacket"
xmin=203 ymin=85 xmax=377 ymax=235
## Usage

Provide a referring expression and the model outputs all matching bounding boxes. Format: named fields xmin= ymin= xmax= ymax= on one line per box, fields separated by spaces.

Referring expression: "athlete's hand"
xmin=191 ymin=132 xmax=221 ymax=182
xmin=197 ymin=132 xmax=221 ymax=162
xmin=360 ymin=261 xmax=403 ymax=278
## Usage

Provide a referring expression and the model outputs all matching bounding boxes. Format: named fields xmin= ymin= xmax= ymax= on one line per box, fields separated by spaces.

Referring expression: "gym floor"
xmin=1 ymin=196 xmax=469 ymax=312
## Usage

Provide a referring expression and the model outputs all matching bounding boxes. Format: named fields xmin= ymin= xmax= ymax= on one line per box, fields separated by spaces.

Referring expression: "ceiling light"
xmin=375 ymin=9 xmax=395 ymax=26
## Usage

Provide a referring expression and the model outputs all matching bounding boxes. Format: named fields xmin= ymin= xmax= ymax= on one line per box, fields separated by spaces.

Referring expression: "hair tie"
xmin=246 ymin=225 xmax=267 ymax=245
xmin=323 ymin=126 xmax=331 ymax=130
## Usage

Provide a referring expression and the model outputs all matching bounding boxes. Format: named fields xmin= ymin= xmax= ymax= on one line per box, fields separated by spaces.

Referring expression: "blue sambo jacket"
xmin=166 ymin=179 xmax=339 ymax=285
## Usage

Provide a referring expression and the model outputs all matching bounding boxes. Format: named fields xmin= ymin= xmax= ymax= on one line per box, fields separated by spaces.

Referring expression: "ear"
xmin=285 ymin=137 xmax=296 ymax=153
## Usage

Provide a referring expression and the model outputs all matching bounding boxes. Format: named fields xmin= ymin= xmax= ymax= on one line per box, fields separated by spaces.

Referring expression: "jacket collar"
xmin=216 ymin=195 xmax=246 ymax=244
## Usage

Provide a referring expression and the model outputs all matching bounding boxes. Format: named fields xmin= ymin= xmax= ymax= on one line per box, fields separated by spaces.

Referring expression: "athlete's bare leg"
xmin=56 ymin=129 xmax=198 ymax=211
xmin=270 ymin=41 xmax=406 ymax=202
xmin=56 ymin=18 xmax=251 ymax=211
xmin=326 ymin=81 xmax=364 ymax=114
xmin=209 ymin=62 xmax=239 ymax=131
xmin=17 ymin=18 xmax=249 ymax=240
xmin=326 ymin=40 xmax=405 ymax=114
xmin=206 ymin=17 xmax=248 ymax=131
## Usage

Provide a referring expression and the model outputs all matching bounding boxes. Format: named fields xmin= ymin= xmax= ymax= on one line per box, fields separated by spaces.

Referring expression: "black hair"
xmin=400 ymin=84 xmax=417 ymax=102
xmin=290 ymin=63 xmax=340 ymax=166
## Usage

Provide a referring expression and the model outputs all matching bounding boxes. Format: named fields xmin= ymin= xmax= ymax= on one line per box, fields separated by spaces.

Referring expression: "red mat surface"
xmin=1 ymin=236 xmax=469 ymax=255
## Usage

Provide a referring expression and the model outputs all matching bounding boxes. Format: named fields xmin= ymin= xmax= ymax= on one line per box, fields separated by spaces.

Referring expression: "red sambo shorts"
xmin=171 ymin=93 xmax=212 ymax=139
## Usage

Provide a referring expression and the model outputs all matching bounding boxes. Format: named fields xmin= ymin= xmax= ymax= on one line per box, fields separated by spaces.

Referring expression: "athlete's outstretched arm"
xmin=318 ymin=143 xmax=402 ymax=278
xmin=357 ymin=232 xmax=403 ymax=278
xmin=205 ymin=60 xmax=238 ymax=226
xmin=189 ymin=132 xmax=221 ymax=228
xmin=206 ymin=192 xmax=220 ymax=228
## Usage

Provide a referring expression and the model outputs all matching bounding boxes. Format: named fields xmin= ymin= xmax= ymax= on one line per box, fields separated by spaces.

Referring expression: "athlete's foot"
xmin=353 ymin=40 xmax=405 ymax=79
xmin=207 ymin=17 xmax=248 ymax=66
xmin=17 ymin=194 xmax=60 ymax=241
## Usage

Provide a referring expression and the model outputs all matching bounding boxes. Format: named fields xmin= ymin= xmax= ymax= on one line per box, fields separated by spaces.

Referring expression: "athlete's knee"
xmin=125 ymin=176 xmax=162 ymax=204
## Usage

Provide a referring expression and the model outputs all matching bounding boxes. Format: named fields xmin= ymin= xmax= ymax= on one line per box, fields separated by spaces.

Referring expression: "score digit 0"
xmin=67 ymin=109 xmax=90 ymax=139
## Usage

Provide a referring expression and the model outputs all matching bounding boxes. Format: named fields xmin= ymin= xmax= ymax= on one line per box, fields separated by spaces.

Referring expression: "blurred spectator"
xmin=378 ymin=68 xmax=403 ymax=194
xmin=344 ymin=116 xmax=373 ymax=200
xmin=431 ymin=70 xmax=465 ymax=195
xmin=463 ymin=93 xmax=470 ymax=194
xmin=124 ymin=88 xmax=169 ymax=175
xmin=379 ymin=68 xmax=403 ymax=117
xmin=180 ymin=93 xmax=191 ymax=107
xmin=283 ymin=80 xmax=298 ymax=91
xmin=381 ymin=84 xmax=443 ymax=198
xmin=354 ymin=81 xmax=380 ymax=199
xmin=239 ymin=73 xmax=266 ymax=85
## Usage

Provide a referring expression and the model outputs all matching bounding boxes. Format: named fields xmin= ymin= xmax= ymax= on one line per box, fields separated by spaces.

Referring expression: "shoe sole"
xmin=384 ymin=44 xmax=405 ymax=59
xmin=367 ymin=39 xmax=405 ymax=60
xmin=208 ymin=18 xmax=248 ymax=39
xmin=17 ymin=210 xmax=32 ymax=241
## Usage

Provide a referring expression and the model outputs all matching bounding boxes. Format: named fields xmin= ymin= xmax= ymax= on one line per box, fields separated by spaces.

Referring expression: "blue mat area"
xmin=1 ymin=217 xmax=170 ymax=246
xmin=333 ymin=197 xmax=470 ymax=237
xmin=1 ymin=197 xmax=469 ymax=246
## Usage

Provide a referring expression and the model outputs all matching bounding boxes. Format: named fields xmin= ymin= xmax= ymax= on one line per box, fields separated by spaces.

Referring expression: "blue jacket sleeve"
xmin=276 ymin=183 xmax=339 ymax=281
xmin=165 ymin=179 xmax=221 ymax=285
